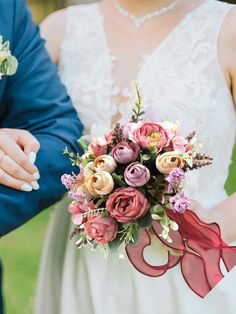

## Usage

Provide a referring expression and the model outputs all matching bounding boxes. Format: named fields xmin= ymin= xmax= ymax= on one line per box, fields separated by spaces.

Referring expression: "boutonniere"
xmin=0 ymin=36 xmax=18 ymax=79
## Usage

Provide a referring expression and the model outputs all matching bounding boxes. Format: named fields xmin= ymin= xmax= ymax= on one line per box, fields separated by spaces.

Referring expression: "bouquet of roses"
xmin=62 ymin=85 xmax=236 ymax=298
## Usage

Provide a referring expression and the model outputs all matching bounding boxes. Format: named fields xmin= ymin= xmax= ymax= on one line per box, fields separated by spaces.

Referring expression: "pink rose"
xmin=171 ymin=136 xmax=188 ymax=154
xmin=72 ymin=213 xmax=84 ymax=226
xmin=89 ymin=130 xmax=114 ymax=158
xmin=123 ymin=121 xmax=143 ymax=141
xmin=68 ymin=201 xmax=82 ymax=215
xmin=106 ymin=187 xmax=149 ymax=223
xmin=133 ymin=122 xmax=169 ymax=150
xmin=90 ymin=144 xmax=107 ymax=158
xmin=124 ymin=162 xmax=150 ymax=187
xmin=112 ymin=141 xmax=140 ymax=164
xmin=84 ymin=216 xmax=118 ymax=244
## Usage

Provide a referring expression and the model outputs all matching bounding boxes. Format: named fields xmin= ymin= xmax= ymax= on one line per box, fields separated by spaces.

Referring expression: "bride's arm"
xmin=192 ymin=8 xmax=236 ymax=244
xmin=40 ymin=9 xmax=67 ymax=64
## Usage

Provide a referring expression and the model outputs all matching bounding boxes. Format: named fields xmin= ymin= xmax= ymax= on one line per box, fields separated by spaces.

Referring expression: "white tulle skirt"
xmin=35 ymin=194 xmax=236 ymax=314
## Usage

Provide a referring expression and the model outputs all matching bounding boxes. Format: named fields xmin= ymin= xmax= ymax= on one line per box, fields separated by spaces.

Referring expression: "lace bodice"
xmin=58 ymin=0 xmax=236 ymax=209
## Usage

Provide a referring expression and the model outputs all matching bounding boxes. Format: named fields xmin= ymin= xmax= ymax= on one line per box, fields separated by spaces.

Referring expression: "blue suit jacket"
xmin=0 ymin=0 xmax=83 ymax=312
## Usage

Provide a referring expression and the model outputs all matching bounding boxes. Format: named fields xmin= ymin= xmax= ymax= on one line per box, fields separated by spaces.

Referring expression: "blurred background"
xmin=0 ymin=0 xmax=236 ymax=313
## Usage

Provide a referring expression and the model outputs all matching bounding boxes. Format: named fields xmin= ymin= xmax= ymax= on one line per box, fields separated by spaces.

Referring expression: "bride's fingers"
xmin=0 ymin=133 xmax=40 ymax=177
xmin=16 ymin=130 xmax=40 ymax=162
xmin=0 ymin=154 xmax=40 ymax=190
xmin=0 ymin=168 xmax=34 ymax=192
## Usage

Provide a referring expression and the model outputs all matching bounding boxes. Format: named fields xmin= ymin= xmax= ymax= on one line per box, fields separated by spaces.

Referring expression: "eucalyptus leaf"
xmin=137 ymin=212 xmax=152 ymax=229
xmin=150 ymin=204 xmax=165 ymax=215
xmin=142 ymin=154 xmax=152 ymax=161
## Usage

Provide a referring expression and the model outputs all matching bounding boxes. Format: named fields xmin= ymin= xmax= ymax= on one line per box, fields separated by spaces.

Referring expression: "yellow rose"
xmin=94 ymin=155 xmax=117 ymax=173
xmin=156 ymin=152 xmax=185 ymax=174
xmin=86 ymin=171 xmax=114 ymax=196
xmin=83 ymin=162 xmax=95 ymax=178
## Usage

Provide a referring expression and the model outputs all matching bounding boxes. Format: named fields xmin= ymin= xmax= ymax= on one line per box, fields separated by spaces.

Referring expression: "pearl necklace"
xmin=114 ymin=0 xmax=181 ymax=28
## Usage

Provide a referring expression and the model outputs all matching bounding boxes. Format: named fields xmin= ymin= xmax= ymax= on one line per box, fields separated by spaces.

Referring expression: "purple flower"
xmin=124 ymin=162 xmax=150 ymax=187
xmin=166 ymin=168 xmax=185 ymax=193
xmin=112 ymin=141 xmax=140 ymax=164
xmin=169 ymin=192 xmax=190 ymax=214
xmin=61 ymin=174 xmax=75 ymax=190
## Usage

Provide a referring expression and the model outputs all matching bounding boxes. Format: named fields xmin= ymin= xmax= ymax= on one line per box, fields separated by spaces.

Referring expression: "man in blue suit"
xmin=0 ymin=0 xmax=83 ymax=312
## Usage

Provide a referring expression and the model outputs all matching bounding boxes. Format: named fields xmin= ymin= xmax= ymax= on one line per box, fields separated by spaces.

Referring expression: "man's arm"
xmin=0 ymin=0 xmax=83 ymax=236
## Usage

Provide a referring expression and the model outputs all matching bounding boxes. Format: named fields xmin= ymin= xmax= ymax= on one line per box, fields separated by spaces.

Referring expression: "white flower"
xmin=0 ymin=51 xmax=10 ymax=63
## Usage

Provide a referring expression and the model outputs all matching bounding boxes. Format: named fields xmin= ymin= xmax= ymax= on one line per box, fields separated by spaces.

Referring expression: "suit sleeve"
xmin=0 ymin=0 xmax=83 ymax=236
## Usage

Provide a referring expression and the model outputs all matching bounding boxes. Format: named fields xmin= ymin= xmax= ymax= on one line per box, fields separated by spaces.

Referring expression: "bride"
xmin=35 ymin=0 xmax=236 ymax=313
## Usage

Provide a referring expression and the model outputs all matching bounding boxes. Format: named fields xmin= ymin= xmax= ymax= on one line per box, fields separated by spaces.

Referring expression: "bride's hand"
xmin=0 ymin=128 xmax=40 ymax=192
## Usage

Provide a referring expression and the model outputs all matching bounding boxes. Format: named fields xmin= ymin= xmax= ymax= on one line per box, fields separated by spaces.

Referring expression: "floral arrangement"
xmin=0 ymin=36 xmax=18 ymax=79
xmin=62 ymin=84 xmax=236 ymax=298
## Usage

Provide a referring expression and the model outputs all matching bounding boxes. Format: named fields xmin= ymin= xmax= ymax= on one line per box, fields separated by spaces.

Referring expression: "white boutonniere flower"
xmin=0 ymin=36 xmax=18 ymax=79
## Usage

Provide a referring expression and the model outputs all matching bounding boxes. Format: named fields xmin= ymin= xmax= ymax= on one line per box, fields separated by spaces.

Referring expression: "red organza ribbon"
xmin=126 ymin=210 xmax=236 ymax=298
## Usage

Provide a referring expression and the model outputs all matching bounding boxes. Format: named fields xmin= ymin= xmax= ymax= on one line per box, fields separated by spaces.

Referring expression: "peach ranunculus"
xmin=84 ymin=216 xmax=118 ymax=244
xmin=133 ymin=122 xmax=169 ymax=150
xmin=156 ymin=152 xmax=185 ymax=174
xmin=85 ymin=171 xmax=114 ymax=196
xmin=94 ymin=155 xmax=117 ymax=173
xmin=83 ymin=161 xmax=95 ymax=178
xmin=106 ymin=187 xmax=149 ymax=223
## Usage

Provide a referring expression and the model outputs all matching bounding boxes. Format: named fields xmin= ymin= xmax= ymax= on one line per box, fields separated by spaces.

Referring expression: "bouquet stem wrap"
xmin=126 ymin=210 xmax=236 ymax=298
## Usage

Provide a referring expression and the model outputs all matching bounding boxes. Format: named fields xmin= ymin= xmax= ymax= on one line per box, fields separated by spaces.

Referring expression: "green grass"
xmin=0 ymin=209 xmax=52 ymax=314
xmin=0 ymin=149 xmax=236 ymax=314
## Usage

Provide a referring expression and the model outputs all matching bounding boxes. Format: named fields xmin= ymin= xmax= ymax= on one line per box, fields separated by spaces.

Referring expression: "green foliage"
xmin=111 ymin=173 xmax=126 ymax=187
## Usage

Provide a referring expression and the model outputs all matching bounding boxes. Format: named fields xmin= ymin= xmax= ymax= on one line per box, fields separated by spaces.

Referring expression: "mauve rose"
xmin=133 ymin=122 xmax=169 ymax=150
xmin=84 ymin=216 xmax=118 ymax=244
xmin=112 ymin=141 xmax=140 ymax=164
xmin=106 ymin=187 xmax=149 ymax=223
xmin=124 ymin=162 xmax=150 ymax=187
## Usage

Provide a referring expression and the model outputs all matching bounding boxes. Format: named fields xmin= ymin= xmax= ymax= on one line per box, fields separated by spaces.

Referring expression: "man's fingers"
xmin=0 ymin=133 xmax=40 ymax=176
xmin=0 ymin=168 xmax=34 ymax=192
xmin=0 ymin=154 xmax=40 ymax=190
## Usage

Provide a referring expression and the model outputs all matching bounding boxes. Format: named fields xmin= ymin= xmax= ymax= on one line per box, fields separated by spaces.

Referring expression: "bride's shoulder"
xmin=40 ymin=3 xmax=98 ymax=64
xmin=40 ymin=9 xmax=67 ymax=64
xmin=220 ymin=6 xmax=236 ymax=60
xmin=220 ymin=6 xmax=236 ymax=108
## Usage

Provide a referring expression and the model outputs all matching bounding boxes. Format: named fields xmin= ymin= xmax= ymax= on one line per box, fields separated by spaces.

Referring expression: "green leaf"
xmin=78 ymin=138 xmax=89 ymax=152
xmin=142 ymin=154 xmax=152 ymax=161
xmin=130 ymin=227 xmax=140 ymax=246
xmin=150 ymin=204 xmax=165 ymax=215
xmin=137 ymin=212 xmax=153 ymax=229
xmin=112 ymin=173 xmax=126 ymax=187
xmin=108 ymin=236 xmax=123 ymax=253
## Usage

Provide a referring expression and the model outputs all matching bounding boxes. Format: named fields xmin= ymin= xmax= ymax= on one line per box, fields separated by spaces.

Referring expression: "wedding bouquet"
xmin=62 ymin=85 xmax=236 ymax=298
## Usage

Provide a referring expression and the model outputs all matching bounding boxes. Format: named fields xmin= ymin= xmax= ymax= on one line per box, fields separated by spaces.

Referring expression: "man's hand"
xmin=0 ymin=129 xmax=40 ymax=191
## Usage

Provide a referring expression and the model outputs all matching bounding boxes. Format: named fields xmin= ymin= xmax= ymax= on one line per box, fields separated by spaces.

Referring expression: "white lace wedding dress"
xmin=35 ymin=1 xmax=236 ymax=313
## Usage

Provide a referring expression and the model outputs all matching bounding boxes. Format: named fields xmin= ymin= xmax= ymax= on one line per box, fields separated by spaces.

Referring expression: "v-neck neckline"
xmin=94 ymin=0 xmax=211 ymax=122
